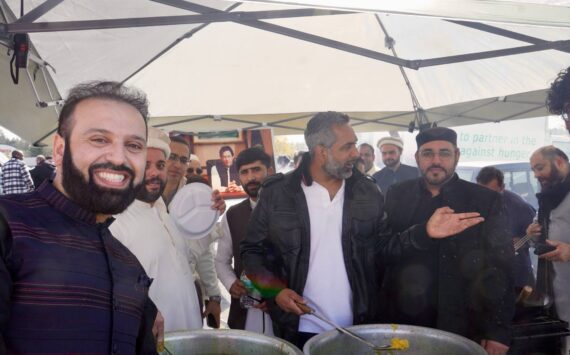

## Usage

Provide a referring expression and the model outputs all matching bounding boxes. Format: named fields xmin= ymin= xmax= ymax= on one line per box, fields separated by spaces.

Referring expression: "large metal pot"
xmin=162 ymin=329 xmax=303 ymax=355
xmin=304 ymin=324 xmax=486 ymax=355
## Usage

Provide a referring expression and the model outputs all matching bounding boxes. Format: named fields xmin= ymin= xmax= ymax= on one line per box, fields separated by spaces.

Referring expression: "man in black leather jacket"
xmin=241 ymin=111 xmax=388 ymax=347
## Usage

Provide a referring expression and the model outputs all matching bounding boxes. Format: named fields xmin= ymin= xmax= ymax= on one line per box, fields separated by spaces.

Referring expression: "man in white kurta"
xmin=162 ymin=139 xmax=224 ymax=326
xmin=112 ymin=198 xmax=202 ymax=332
xmin=111 ymin=128 xmax=202 ymax=332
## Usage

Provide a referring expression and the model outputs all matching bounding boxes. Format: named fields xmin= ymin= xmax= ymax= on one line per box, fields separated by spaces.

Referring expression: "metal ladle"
xmin=295 ymin=301 xmax=396 ymax=351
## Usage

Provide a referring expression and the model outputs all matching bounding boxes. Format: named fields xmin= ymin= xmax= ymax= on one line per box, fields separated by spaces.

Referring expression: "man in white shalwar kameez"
xmin=111 ymin=128 xmax=203 ymax=332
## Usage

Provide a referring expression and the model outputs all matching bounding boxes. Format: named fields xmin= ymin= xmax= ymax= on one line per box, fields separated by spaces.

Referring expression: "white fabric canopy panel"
xmin=0 ymin=0 xmax=569 ymax=146
xmin=239 ymin=0 xmax=570 ymax=27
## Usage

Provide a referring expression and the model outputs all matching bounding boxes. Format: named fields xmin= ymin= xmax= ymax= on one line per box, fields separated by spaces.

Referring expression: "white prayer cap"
xmin=377 ymin=136 xmax=404 ymax=150
xmin=147 ymin=127 xmax=171 ymax=158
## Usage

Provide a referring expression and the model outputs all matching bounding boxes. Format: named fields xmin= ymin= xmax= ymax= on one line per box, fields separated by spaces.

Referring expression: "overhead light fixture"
xmin=10 ymin=33 xmax=29 ymax=84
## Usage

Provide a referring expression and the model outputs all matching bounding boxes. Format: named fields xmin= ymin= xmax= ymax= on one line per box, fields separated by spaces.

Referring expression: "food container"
xmin=161 ymin=329 xmax=303 ymax=355
xmin=304 ymin=324 xmax=486 ymax=355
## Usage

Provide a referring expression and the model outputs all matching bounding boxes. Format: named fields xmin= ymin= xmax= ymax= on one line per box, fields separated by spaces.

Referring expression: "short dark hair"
xmin=359 ymin=143 xmax=374 ymax=154
xmin=219 ymin=145 xmax=234 ymax=157
xmin=547 ymin=67 xmax=570 ymax=115
xmin=169 ymin=135 xmax=191 ymax=154
xmin=235 ymin=147 xmax=271 ymax=171
xmin=476 ymin=166 xmax=504 ymax=187
xmin=305 ymin=111 xmax=350 ymax=154
xmin=58 ymin=81 xmax=149 ymax=139
xmin=277 ymin=155 xmax=290 ymax=167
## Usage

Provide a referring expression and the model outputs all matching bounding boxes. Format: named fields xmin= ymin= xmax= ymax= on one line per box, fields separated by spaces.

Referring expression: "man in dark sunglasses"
xmin=186 ymin=154 xmax=204 ymax=180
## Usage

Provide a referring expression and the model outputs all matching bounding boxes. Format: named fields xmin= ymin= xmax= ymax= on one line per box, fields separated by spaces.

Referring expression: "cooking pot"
xmin=304 ymin=324 xmax=486 ymax=355
xmin=162 ymin=329 xmax=303 ymax=355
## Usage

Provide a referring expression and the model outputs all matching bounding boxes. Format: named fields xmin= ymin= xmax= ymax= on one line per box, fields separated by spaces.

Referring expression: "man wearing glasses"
xmin=161 ymin=135 xmax=225 ymax=329
xmin=163 ymin=136 xmax=192 ymax=205
xmin=547 ymin=66 xmax=570 ymax=134
xmin=379 ymin=127 xmax=514 ymax=355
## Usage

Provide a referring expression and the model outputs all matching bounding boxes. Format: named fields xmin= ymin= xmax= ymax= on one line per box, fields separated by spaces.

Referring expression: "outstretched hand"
xmin=427 ymin=207 xmax=484 ymax=239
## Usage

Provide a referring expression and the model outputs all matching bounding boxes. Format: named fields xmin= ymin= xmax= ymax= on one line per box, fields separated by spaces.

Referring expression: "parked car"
xmin=456 ymin=161 xmax=538 ymax=209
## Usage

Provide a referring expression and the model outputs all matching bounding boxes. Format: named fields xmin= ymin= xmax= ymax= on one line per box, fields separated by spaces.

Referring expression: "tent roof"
xmin=241 ymin=0 xmax=570 ymax=27
xmin=0 ymin=0 xmax=569 ymax=145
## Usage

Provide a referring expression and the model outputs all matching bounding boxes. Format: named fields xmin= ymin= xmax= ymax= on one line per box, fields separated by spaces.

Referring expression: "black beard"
xmin=61 ymin=140 xmax=142 ymax=215
xmin=540 ymin=166 xmax=564 ymax=192
xmin=136 ymin=177 xmax=166 ymax=203
xmin=243 ymin=181 xmax=261 ymax=198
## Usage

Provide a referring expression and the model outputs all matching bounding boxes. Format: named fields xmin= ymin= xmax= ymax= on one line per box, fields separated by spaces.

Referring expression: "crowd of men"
xmin=0 ymin=66 xmax=569 ymax=355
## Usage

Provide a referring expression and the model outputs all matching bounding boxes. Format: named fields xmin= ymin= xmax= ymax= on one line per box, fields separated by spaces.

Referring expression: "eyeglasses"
xmin=562 ymin=103 xmax=570 ymax=122
xmin=168 ymin=153 xmax=189 ymax=164
xmin=419 ymin=149 xmax=454 ymax=160
xmin=187 ymin=167 xmax=203 ymax=175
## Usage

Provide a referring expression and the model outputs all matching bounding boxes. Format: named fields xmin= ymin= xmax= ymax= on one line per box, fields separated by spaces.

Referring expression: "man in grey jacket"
xmin=526 ymin=146 xmax=570 ymax=354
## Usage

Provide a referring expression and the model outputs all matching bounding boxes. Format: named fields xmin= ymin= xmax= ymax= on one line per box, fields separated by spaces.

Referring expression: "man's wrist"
xmin=209 ymin=295 xmax=222 ymax=303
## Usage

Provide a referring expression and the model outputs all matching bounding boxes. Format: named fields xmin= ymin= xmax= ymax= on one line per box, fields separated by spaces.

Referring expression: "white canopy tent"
xmin=0 ymin=0 xmax=569 ymax=146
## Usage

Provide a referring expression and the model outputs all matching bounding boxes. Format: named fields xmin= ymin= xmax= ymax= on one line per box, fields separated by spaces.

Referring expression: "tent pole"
xmin=447 ymin=20 xmax=570 ymax=55
xmin=122 ymin=2 xmax=242 ymax=84
xmin=374 ymin=14 xmax=429 ymax=131
xmin=4 ymin=8 xmax=351 ymax=33
xmin=149 ymin=0 xmax=413 ymax=68
xmin=14 ymin=0 xmax=63 ymax=24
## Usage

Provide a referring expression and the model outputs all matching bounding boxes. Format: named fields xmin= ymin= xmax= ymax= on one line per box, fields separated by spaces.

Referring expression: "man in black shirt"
xmin=380 ymin=127 xmax=514 ymax=355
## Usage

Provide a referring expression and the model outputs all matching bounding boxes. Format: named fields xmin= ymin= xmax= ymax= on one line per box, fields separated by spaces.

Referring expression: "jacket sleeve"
xmin=479 ymin=194 xmax=515 ymax=345
xmin=240 ymin=187 xmax=286 ymax=296
xmin=377 ymin=186 xmax=434 ymax=264
xmin=0 ymin=213 xmax=13 ymax=353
